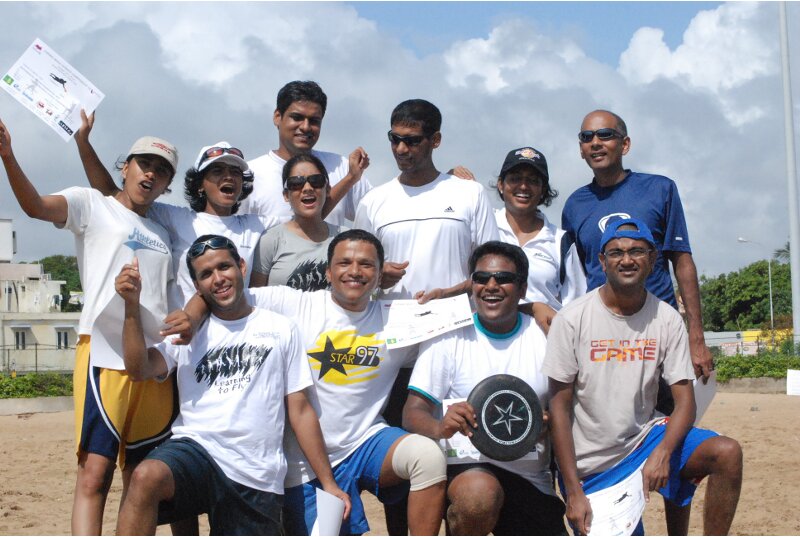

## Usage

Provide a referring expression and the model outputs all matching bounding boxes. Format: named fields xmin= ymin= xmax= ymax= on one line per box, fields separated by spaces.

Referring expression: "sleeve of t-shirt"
xmin=146 ymin=202 xmax=185 ymax=232
xmin=661 ymin=180 xmax=692 ymax=254
xmin=283 ymin=319 xmax=313 ymax=395
xmin=542 ymin=310 xmax=580 ymax=383
xmin=244 ymin=286 xmax=305 ymax=318
xmin=408 ymin=333 xmax=456 ymax=405
xmin=252 ymin=225 xmax=282 ymax=275
xmin=353 ymin=195 xmax=373 ymax=233
xmin=560 ymin=241 xmax=588 ymax=307
xmin=472 ymin=185 xmax=500 ymax=247
xmin=345 ymin=176 xmax=373 ymax=222
xmin=257 ymin=214 xmax=288 ymax=231
xmin=660 ymin=308 xmax=695 ymax=385
xmin=153 ymin=338 xmax=180 ymax=376
xmin=55 ymin=186 xmax=92 ymax=235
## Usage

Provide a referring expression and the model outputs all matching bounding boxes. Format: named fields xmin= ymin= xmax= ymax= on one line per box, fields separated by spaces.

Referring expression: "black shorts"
xmin=148 ymin=437 xmax=283 ymax=535
xmin=447 ymin=463 xmax=567 ymax=536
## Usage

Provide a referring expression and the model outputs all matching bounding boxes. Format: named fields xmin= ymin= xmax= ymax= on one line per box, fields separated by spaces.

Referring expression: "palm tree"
xmin=775 ymin=241 xmax=789 ymax=263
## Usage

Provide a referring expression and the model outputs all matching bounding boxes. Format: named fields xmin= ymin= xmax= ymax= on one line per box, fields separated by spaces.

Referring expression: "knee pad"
xmin=391 ymin=434 xmax=447 ymax=491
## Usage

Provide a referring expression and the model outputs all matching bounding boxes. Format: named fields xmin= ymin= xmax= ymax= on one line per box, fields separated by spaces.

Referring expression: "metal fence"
xmin=1 ymin=344 xmax=75 ymax=374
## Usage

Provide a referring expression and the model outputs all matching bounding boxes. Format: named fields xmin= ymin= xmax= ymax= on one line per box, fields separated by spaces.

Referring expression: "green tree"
xmin=36 ymin=255 xmax=82 ymax=312
xmin=700 ymin=259 xmax=792 ymax=331
xmin=774 ymin=241 xmax=789 ymax=263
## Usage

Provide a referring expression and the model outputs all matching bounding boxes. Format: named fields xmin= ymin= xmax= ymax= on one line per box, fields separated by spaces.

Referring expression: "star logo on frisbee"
xmin=491 ymin=401 xmax=525 ymax=435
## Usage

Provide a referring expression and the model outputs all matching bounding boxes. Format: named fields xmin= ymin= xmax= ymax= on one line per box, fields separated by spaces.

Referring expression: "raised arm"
xmin=116 ymin=257 xmax=169 ymax=380
xmin=75 ymin=110 xmax=120 ymax=196
xmin=286 ymin=390 xmax=351 ymax=520
xmin=0 ymin=118 xmax=69 ymax=224
xmin=670 ymin=251 xmax=713 ymax=381
xmin=322 ymin=147 xmax=369 ymax=219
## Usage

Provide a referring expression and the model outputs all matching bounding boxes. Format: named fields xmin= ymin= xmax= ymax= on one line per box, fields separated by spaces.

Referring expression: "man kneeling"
xmin=403 ymin=241 xmax=567 ymax=535
xmin=115 ymin=235 xmax=348 ymax=535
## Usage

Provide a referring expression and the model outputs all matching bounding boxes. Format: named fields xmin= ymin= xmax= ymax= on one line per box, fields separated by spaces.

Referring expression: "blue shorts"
xmin=284 ymin=426 xmax=409 ymax=536
xmin=560 ymin=421 xmax=718 ymax=535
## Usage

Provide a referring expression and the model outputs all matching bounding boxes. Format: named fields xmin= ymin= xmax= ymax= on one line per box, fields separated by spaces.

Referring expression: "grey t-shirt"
xmin=542 ymin=289 xmax=694 ymax=478
xmin=252 ymin=223 xmax=338 ymax=291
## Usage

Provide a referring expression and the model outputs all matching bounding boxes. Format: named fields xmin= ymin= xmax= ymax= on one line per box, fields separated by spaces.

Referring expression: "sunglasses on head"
xmin=199 ymin=146 xmax=244 ymax=166
xmin=577 ymin=128 xmax=624 ymax=143
xmin=387 ymin=131 xmax=427 ymax=147
xmin=187 ymin=236 xmax=237 ymax=260
xmin=471 ymin=271 xmax=520 ymax=285
xmin=284 ymin=174 xmax=328 ymax=191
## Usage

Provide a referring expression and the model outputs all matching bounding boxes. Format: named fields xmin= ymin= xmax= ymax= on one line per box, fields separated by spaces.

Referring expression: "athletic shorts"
xmin=284 ymin=426 xmax=409 ymax=536
xmin=73 ymin=335 xmax=177 ymax=469
xmin=448 ymin=463 xmax=567 ymax=536
xmin=148 ymin=437 xmax=283 ymax=535
xmin=560 ymin=420 xmax=719 ymax=535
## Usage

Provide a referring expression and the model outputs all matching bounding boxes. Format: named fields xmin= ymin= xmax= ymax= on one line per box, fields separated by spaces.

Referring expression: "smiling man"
xmin=239 ymin=80 xmax=371 ymax=226
xmin=114 ymin=235 xmax=348 ymax=535
xmin=402 ymin=241 xmax=567 ymax=536
xmin=544 ymin=219 xmax=742 ymax=536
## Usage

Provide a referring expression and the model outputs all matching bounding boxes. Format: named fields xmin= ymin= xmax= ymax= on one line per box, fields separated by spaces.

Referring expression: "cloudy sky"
xmin=0 ymin=1 xmax=798 ymax=280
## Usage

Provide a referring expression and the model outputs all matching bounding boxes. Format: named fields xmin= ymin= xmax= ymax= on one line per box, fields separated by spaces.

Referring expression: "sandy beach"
xmin=1 ymin=391 xmax=798 ymax=535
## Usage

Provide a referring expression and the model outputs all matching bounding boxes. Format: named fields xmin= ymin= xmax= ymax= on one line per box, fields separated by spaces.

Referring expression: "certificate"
xmin=2 ymin=38 xmax=104 ymax=141
xmin=380 ymin=294 xmax=473 ymax=349
xmin=586 ymin=464 xmax=646 ymax=536
xmin=693 ymin=370 xmax=717 ymax=424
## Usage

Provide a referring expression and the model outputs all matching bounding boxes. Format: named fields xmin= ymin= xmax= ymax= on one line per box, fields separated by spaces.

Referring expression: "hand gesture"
xmin=447 ymin=165 xmax=475 ymax=181
xmin=348 ymin=147 xmax=370 ymax=182
xmin=380 ymin=261 xmax=408 ymax=289
xmin=115 ymin=257 xmax=142 ymax=304
xmin=691 ymin=340 xmax=714 ymax=383
xmin=439 ymin=401 xmax=477 ymax=439
xmin=75 ymin=109 xmax=95 ymax=143
xmin=161 ymin=309 xmax=194 ymax=345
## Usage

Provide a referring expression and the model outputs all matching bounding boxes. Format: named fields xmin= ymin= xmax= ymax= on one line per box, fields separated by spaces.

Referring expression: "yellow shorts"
xmin=73 ymin=335 xmax=177 ymax=469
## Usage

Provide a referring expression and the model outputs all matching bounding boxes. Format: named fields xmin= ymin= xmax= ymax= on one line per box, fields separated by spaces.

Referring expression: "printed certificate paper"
xmin=586 ymin=464 xmax=646 ymax=536
xmin=380 ymin=294 xmax=473 ymax=349
xmin=2 ymin=38 xmax=104 ymax=141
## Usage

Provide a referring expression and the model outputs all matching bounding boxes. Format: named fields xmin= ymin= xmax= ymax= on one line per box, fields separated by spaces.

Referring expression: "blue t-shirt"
xmin=561 ymin=171 xmax=691 ymax=307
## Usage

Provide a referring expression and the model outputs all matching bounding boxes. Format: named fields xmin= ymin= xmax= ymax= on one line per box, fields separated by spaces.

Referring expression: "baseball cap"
xmin=500 ymin=147 xmax=548 ymax=180
xmin=127 ymin=136 xmax=179 ymax=175
xmin=599 ymin=218 xmax=656 ymax=252
xmin=194 ymin=142 xmax=249 ymax=174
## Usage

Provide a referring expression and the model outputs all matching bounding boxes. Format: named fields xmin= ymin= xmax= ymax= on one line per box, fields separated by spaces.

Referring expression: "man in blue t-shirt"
xmin=561 ymin=110 xmax=713 ymax=535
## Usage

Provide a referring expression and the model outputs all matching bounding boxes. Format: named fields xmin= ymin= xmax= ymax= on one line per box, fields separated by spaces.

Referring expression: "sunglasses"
xmin=187 ymin=236 xmax=237 ymax=260
xmin=387 ymin=131 xmax=427 ymax=147
xmin=199 ymin=146 xmax=244 ymax=166
xmin=284 ymin=173 xmax=328 ymax=191
xmin=577 ymin=128 xmax=624 ymax=143
xmin=471 ymin=271 xmax=520 ymax=285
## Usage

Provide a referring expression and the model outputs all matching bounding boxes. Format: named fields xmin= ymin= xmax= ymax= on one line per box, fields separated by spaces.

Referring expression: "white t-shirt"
xmin=409 ymin=314 xmax=555 ymax=495
xmin=147 ymin=203 xmax=283 ymax=305
xmin=245 ymin=287 xmax=413 ymax=487
xmin=542 ymin=289 xmax=694 ymax=478
xmin=495 ymin=208 xmax=586 ymax=310
xmin=57 ymin=187 xmax=178 ymax=369
xmin=354 ymin=173 xmax=499 ymax=300
xmin=240 ymin=149 xmax=372 ymax=227
xmin=155 ymin=307 xmax=311 ymax=494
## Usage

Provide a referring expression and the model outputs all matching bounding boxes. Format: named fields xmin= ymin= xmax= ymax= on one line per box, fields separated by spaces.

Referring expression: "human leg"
xmin=664 ymin=499 xmax=691 ymax=535
xmin=680 ymin=435 xmax=743 ymax=536
xmin=117 ymin=459 xmax=175 ymax=535
xmin=71 ymin=451 xmax=116 ymax=535
xmin=381 ymin=366 xmax=413 ymax=536
xmin=381 ymin=433 xmax=447 ymax=536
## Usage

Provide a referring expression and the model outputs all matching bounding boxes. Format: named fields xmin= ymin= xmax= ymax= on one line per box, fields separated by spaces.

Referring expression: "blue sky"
xmin=0 ymin=1 xmax=797 ymax=278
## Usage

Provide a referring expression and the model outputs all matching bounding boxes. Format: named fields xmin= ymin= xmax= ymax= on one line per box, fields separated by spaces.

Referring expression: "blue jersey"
xmin=561 ymin=171 xmax=692 ymax=307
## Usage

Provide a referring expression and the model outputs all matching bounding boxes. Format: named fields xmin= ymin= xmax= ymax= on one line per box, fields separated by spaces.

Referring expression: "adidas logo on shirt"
xmin=444 ymin=206 xmax=454 ymax=213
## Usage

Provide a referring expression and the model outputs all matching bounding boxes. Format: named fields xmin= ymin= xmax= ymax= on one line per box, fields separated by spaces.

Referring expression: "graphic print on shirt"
xmin=597 ymin=212 xmax=632 ymax=232
xmin=287 ymin=259 xmax=328 ymax=291
xmin=194 ymin=343 xmax=273 ymax=393
xmin=124 ymin=227 xmax=169 ymax=255
xmin=590 ymin=338 xmax=657 ymax=362
xmin=307 ymin=329 xmax=384 ymax=385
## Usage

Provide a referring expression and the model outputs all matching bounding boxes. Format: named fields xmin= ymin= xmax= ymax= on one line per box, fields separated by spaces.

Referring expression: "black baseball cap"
xmin=500 ymin=147 xmax=548 ymax=180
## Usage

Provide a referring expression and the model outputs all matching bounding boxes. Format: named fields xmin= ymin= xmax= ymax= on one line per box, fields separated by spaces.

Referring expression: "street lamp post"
xmin=737 ymin=237 xmax=775 ymax=346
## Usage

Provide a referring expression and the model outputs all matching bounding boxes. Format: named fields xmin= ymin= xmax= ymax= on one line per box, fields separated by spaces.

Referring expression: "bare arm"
xmin=249 ymin=271 xmax=269 ymax=288
xmin=518 ymin=302 xmax=557 ymax=335
xmin=402 ymin=391 xmax=477 ymax=440
xmin=0 ymin=119 xmax=69 ymax=223
xmin=447 ymin=165 xmax=475 ymax=181
xmin=286 ymin=390 xmax=351 ymax=519
xmin=549 ymin=377 xmax=592 ymax=535
xmin=380 ymin=261 xmax=409 ymax=290
xmin=75 ymin=110 xmax=119 ymax=196
xmin=670 ymin=251 xmax=713 ymax=381
xmin=173 ymin=292 xmax=212 ymax=345
xmin=640 ymin=380 xmax=695 ymax=501
xmin=321 ymin=147 xmax=369 ymax=219
xmin=116 ymin=258 xmax=169 ymax=380
xmin=414 ymin=278 xmax=471 ymax=304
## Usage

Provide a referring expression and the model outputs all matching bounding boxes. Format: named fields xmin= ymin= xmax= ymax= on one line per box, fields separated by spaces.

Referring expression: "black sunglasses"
xmin=577 ymin=128 xmax=624 ymax=143
xmin=199 ymin=146 xmax=244 ymax=166
xmin=471 ymin=271 xmax=520 ymax=285
xmin=187 ymin=236 xmax=237 ymax=260
xmin=284 ymin=173 xmax=328 ymax=191
xmin=387 ymin=131 xmax=427 ymax=147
